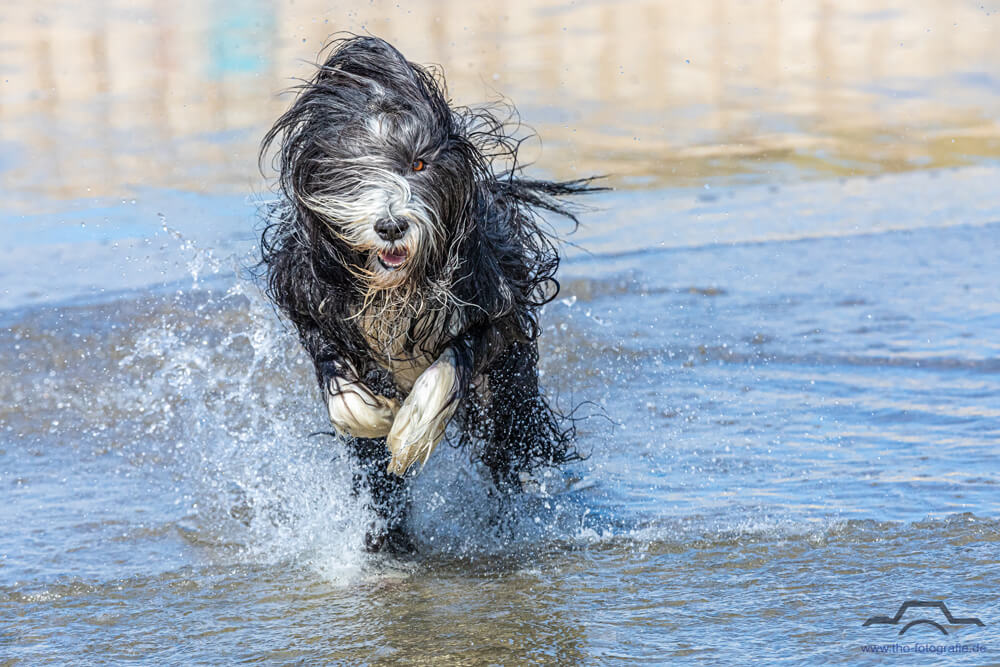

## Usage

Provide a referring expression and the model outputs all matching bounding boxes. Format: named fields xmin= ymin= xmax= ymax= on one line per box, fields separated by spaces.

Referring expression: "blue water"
xmin=4 ymin=0 xmax=1000 ymax=659
xmin=2 ymin=164 xmax=999 ymax=664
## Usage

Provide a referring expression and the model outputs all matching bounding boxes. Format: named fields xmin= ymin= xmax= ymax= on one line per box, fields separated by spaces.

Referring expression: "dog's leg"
xmin=481 ymin=341 xmax=573 ymax=492
xmin=325 ymin=373 xmax=400 ymax=439
xmin=386 ymin=347 xmax=462 ymax=476
xmin=345 ymin=436 xmax=415 ymax=554
xmin=325 ymin=365 xmax=413 ymax=553
xmin=296 ymin=326 xmax=401 ymax=439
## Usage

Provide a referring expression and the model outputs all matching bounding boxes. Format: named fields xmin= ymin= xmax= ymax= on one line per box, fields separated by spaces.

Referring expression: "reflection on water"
xmin=2 ymin=0 xmax=1000 ymax=207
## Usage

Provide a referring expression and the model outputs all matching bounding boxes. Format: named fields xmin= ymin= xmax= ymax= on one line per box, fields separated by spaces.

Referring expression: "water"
xmin=3 ymin=1 xmax=1000 ymax=664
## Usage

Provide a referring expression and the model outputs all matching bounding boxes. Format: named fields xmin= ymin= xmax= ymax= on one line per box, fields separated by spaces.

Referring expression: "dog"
xmin=258 ymin=35 xmax=600 ymax=554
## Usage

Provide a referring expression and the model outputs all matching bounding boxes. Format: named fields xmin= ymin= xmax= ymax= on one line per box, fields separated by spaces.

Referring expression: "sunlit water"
xmin=3 ymin=1 xmax=1000 ymax=664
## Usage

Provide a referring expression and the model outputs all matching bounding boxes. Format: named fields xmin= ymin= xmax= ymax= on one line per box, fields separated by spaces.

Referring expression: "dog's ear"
xmin=448 ymin=182 xmax=553 ymax=343
xmin=450 ymin=175 xmax=607 ymax=343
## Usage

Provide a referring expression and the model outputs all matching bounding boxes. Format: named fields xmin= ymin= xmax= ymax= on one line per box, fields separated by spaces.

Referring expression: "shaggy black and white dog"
xmin=259 ymin=36 xmax=599 ymax=553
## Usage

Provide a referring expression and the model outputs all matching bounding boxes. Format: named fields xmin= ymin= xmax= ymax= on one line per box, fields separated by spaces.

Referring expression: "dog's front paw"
xmin=386 ymin=349 xmax=459 ymax=476
xmin=326 ymin=376 xmax=400 ymax=439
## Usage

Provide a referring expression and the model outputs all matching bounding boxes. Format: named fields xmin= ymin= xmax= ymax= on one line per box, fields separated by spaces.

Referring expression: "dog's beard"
xmin=315 ymin=208 xmax=450 ymax=362
xmin=354 ymin=256 xmax=458 ymax=372
xmin=354 ymin=277 xmax=448 ymax=364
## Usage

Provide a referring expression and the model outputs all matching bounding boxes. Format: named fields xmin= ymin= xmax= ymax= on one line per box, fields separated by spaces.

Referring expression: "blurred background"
xmin=3 ymin=0 xmax=1000 ymax=208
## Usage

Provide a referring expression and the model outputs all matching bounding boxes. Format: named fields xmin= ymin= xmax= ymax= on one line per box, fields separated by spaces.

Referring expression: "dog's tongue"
xmin=379 ymin=249 xmax=408 ymax=267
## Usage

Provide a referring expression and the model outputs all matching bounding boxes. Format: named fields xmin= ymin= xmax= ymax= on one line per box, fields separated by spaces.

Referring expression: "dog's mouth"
xmin=376 ymin=248 xmax=409 ymax=270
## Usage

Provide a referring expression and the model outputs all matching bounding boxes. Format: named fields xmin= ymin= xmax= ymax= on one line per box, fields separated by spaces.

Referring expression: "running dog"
xmin=259 ymin=36 xmax=599 ymax=553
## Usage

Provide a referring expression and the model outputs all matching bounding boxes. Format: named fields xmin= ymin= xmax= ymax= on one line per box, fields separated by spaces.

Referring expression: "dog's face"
xmin=267 ymin=37 xmax=479 ymax=288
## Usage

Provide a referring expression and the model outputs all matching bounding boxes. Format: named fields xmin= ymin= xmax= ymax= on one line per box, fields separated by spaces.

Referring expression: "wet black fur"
xmin=258 ymin=36 xmax=601 ymax=546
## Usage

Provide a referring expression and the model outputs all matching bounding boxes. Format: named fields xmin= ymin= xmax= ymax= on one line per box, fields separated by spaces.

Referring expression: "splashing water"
xmin=5 ymin=171 xmax=1000 ymax=663
xmin=80 ymin=225 xmax=600 ymax=583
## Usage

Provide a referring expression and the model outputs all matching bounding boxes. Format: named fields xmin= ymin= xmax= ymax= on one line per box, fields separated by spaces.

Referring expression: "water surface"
xmin=2 ymin=1 xmax=1000 ymax=664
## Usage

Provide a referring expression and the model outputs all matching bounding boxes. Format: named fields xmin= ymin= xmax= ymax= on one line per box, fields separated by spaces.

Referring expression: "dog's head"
xmin=262 ymin=36 xmax=485 ymax=288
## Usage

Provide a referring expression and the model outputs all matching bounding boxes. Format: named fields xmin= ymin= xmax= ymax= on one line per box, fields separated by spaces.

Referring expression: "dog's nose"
xmin=374 ymin=218 xmax=408 ymax=242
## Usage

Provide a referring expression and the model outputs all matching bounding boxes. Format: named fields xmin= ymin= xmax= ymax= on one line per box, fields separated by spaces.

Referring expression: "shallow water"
xmin=3 ymin=1 xmax=1000 ymax=665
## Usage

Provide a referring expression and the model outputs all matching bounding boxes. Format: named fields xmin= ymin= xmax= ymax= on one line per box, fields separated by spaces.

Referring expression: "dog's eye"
xmin=411 ymin=159 xmax=426 ymax=172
